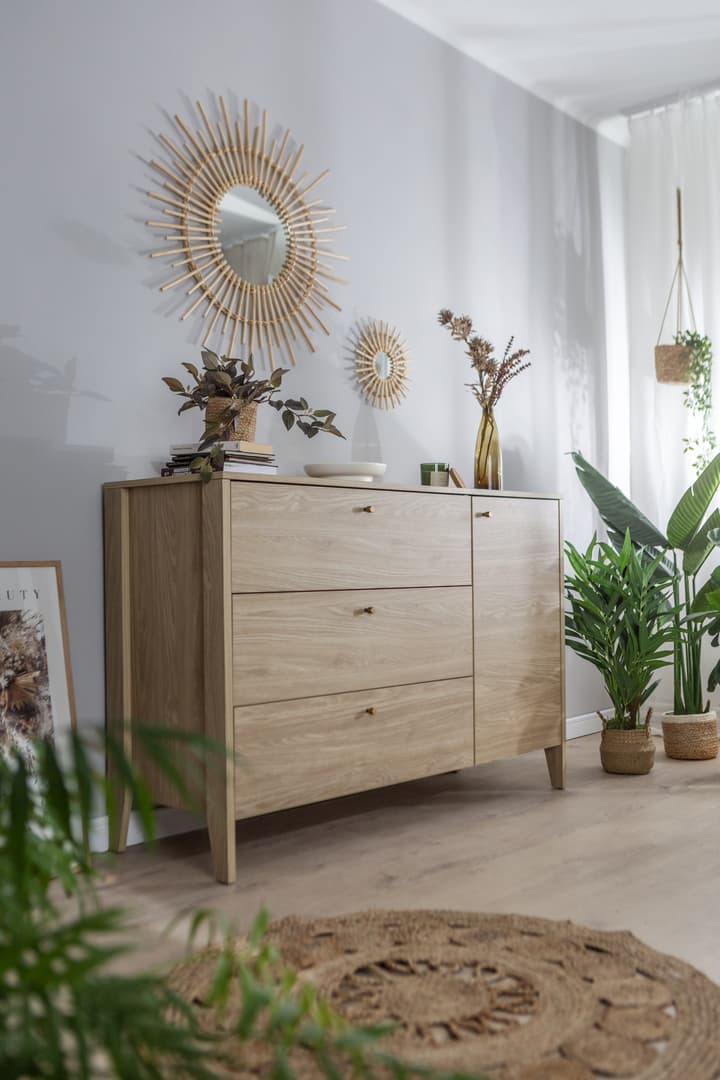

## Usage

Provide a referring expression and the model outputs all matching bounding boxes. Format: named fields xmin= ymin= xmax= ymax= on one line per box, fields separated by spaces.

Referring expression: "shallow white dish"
xmin=304 ymin=462 xmax=387 ymax=483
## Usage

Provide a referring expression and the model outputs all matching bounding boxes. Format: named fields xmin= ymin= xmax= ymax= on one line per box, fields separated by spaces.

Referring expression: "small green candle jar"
xmin=420 ymin=462 xmax=450 ymax=487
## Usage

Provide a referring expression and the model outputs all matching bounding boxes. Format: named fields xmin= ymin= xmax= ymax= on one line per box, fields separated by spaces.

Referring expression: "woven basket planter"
xmin=662 ymin=711 xmax=718 ymax=760
xmin=600 ymin=726 xmax=655 ymax=775
xmin=204 ymin=398 xmax=258 ymax=442
xmin=655 ymin=344 xmax=692 ymax=385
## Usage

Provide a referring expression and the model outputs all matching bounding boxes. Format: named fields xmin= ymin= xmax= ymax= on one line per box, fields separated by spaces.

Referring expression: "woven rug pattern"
xmin=170 ymin=909 xmax=720 ymax=1078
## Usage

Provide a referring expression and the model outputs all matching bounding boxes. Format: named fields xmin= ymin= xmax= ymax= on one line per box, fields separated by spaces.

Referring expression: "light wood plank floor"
xmin=95 ymin=734 xmax=720 ymax=982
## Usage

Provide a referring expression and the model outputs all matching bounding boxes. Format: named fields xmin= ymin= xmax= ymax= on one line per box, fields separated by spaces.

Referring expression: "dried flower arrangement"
xmin=437 ymin=310 xmax=531 ymax=410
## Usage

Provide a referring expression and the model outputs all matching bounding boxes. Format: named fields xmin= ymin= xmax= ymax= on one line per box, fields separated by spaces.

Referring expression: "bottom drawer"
xmin=234 ymin=677 xmax=474 ymax=818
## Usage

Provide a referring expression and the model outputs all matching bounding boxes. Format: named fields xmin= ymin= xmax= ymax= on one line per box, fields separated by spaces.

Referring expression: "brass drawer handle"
xmin=362 ymin=504 xmax=375 ymax=513
xmin=366 ymin=707 xmax=377 ymax=716
xmin=478 ymin=510 xmax=493 ymax=518
xmin=363 ymin=606 xmax=376 ymax=614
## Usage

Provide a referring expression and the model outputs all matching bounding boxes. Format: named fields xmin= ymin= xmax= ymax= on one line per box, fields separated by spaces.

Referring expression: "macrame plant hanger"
xmin=655 ymin=187 xmax=698 ymax=384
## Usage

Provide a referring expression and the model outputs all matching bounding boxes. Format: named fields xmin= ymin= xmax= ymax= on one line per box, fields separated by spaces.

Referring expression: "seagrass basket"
xmin=600 ymin=725 xmax=655 ymax=775
xmin=662 ymin=711 xmax=718 ymax=760
xmin=654 ymin=344 xmax=692 ymax=385
xmin=204 ymin=398 xmax=258 ymax=442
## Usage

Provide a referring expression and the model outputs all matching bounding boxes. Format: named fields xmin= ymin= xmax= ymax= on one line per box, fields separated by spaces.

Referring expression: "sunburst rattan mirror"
xmin=353 ymin=321 xmax=411 ymax=408
xmin=146 ymin=95 xmax=348 ymax=368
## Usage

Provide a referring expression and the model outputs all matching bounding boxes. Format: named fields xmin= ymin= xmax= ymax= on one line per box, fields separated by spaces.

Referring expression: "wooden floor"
xmin=96 ymin=733 xmax=720 ymax=983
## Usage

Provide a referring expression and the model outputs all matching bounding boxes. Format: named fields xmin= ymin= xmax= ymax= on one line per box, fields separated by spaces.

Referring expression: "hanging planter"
xmin=654 ymin=188 xmax=698 ymax=385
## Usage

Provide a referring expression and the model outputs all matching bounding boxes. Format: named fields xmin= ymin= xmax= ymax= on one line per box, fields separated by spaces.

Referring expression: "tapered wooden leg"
xmin=107 ymin=765 xmax=132 ymax=852
xmin=208 ymin=807 xmax=236 ymax=884
xmin=545 ymin=743 xmax=566 ymax=789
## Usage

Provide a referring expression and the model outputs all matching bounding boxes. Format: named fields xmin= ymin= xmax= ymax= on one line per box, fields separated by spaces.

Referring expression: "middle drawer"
xmin=232 ymin=586 xmax=473 ymax=706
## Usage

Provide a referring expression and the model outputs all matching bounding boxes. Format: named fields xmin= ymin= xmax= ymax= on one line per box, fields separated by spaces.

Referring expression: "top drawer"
xmin=230 ymin=483 xmax=471 ymax=592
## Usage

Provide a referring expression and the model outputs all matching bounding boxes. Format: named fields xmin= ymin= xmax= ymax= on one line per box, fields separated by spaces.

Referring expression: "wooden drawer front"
xmin=230 ymin=484 xmax=470 ymax=592
xmin=472 ymin=496 xmax=563 ymax=761
xmin=232 ymin=586 xmax=472 ymax=705
xmin=234 ymin=678 xmax=474 ymax=817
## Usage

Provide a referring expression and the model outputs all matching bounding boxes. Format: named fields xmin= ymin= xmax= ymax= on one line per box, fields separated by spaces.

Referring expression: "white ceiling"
xmin=377 ymin=0 xmax=720 ymax=130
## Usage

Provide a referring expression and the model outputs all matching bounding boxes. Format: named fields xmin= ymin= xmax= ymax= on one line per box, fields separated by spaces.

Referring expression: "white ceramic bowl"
xmin=304 ymin=462 xmax=387 ymax=483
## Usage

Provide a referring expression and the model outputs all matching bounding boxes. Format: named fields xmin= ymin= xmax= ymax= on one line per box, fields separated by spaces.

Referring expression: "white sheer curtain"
xmin=628 ymin=95 xmax=720 ymax=528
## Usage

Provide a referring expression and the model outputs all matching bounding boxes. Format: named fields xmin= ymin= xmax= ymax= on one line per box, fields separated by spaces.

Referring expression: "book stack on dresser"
xmin=162 ymin=441 xmax=278 ymax=476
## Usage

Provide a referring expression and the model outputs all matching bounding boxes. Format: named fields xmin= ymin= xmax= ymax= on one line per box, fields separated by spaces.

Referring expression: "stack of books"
xmin=162 ymin=440 xmax=278 ymax=476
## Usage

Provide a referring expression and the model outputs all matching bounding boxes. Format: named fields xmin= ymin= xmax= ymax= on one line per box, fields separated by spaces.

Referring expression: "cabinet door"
xmin=472 ymin=496 xmax=564 ymax=762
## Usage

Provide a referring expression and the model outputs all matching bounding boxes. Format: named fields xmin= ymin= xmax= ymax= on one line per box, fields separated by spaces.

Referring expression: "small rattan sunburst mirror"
xmin=353 ymin=321 xmax=410 ymax=408
xmin=145 ymin=95 xmax=348 ymax=368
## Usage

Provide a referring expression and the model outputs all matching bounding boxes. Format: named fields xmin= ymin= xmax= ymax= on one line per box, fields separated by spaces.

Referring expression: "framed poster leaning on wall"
xmin=0 ymin=562 xmax=75 ymax=771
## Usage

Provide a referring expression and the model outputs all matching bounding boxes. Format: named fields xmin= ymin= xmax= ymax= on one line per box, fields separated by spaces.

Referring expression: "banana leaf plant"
xmin=571 ymin=451 xmax=720 ymax=714
xmin=565 ymin=532 xmax=676 ymax=729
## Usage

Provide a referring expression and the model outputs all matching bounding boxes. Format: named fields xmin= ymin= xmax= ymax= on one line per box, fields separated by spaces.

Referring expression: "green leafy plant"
xmin=677 ymin=330 xmax=716 ymax=473
xmin=0 ymin=730 xmax=485 ymax=1080
xmin=565 ymin=531 xmax=676 ymax=728
xmin=571 ymin=450 xmax=720 ymax=714
xmin=163 ymin=350 xmax=344 ymax=478
xmin=437 ymin=310 xmax=530 ymax=410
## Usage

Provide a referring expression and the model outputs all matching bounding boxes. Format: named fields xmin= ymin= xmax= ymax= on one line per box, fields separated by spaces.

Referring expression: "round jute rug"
xmin=169 ymin=909 xmax=720 ymax=1079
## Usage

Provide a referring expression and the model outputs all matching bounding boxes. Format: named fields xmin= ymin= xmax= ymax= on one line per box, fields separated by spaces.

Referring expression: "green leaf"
xmin=683 ymin=508 xmax=720 ymax=575
xmin=162 ymin=376 xmax=185 ymax=393
xmin=667 ymin=451 xmax=720 ymax=550
xmin=284 ymin=399 xmax=303 ymax=411
xmin=201 ymin=349 xmax=219 ymax=370
xmin=178 ymin=400 xmax=197 ymax=415
xmin=570 ymin=452 xmax=669 ymax=549
xmin=181 ymin=362 xmax=199 ymax=378
xmin=322 ymin=424 xmax=345 ymax=439
xmin=282 ymin=411 xmax=295 ymax=431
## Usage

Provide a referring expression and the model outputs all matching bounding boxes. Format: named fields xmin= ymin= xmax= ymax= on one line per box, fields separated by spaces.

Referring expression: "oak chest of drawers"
xmin=104 ymin=474 xmax=565 ymax=883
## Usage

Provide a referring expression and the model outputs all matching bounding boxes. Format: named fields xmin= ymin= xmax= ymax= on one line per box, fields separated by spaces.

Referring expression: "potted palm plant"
xmin=572 ymin=451 xmax=720 ymax=760
xmin=565 ymin=531 xmax=675 ymax=774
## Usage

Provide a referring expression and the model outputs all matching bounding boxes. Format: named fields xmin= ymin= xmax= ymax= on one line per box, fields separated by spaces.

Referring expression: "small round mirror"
xmin=373 ymin=351 xmax=393 ymax=380
xmin=217 ymin=185 xmax=288 ymax=285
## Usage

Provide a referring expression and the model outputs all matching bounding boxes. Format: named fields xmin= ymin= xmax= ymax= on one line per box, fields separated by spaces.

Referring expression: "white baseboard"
xmin=566 ymin=711 xmax=603 ymax=740
xmin=90 ymin=807 xmax=204 ymax=853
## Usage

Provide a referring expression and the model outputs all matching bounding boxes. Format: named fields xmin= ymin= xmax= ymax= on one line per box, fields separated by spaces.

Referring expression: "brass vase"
xmin=474 ymin=407 xmax=502 ymax=490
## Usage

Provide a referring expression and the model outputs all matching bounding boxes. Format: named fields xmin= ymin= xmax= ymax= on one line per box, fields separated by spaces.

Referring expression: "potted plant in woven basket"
xmin=565 ymin=531 xmax=675 ymax=774
xmin=163 ymin=350 xmax=344 ymax=478
xmin=572 ymin=451 xmax=720 ymax=761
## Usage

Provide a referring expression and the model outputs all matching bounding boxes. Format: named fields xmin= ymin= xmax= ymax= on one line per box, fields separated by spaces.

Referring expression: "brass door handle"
xmin=362 ymin=505 xmax=375 ymax=513
xmin=363 ymin=606 xmax=375 ymax=614
xmin=366 ymin=707 xmax=377 ymax=716
xmin=478 ymin=510 xmax=493 ymax=518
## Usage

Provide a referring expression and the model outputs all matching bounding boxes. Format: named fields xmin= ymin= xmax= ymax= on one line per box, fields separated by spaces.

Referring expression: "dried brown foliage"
xmin=438 ymin=309 xmax=530 ymax=411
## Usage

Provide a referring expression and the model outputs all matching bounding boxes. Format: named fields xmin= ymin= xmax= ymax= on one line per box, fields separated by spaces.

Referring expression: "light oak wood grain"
xmin=472 ymin=496 xmax=564 ymax=763
xmin=105 ymin=473 xmax=559 ymax=501
xmin=230 ymin=484 xmax=471 ymax=592
xmin=104 ymin=489 xmax=133 ymax=852
xmin=234 ymin=678 xmax=474 ymax=817
xmin=127 ymin=484 xmax=206 ymax=810
xmin=202 ymin=480 xmax=236 ymax=883
xmin=232 ymin=587 xmax=473 ymax=705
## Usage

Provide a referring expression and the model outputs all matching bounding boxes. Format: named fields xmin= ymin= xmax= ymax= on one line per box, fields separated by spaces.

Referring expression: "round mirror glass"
xmin=217 ymin=185 xmax=288 ymax=285
xmin=373 ymin=351 xmax=393 ymax=380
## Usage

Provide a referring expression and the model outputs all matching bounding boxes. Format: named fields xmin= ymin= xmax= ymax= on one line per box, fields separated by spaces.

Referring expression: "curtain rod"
xmin=624 ymin=80 xmax=720 ymax=119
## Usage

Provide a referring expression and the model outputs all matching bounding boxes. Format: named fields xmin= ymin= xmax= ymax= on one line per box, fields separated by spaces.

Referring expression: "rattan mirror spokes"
xmin=146 ymin=95 xmax=348 ymax=368
xmin=353 ymin=320 xmax=411 ymax=408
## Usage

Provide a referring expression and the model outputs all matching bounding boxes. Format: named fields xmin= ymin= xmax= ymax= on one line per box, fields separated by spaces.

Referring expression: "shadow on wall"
xmin=0 ymin=325 xmax=126 ymax=726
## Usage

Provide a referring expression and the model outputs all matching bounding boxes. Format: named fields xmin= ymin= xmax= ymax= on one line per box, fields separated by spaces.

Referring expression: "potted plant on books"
xmin=163 ymin=350 xmax=344 ymax=478
xmin=565 ymin=531 xmax=675 ymax=774
xmin=571 ymin=451 xmax=720 ymax=761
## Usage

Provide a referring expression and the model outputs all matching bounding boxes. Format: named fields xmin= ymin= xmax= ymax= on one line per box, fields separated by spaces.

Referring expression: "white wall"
xmin=0 ymin=0 xmax=624 ymax=732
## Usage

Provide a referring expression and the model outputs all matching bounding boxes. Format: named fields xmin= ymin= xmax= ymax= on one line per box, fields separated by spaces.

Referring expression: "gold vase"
xmin=474 ymin=407 xmax=502 ymax=490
